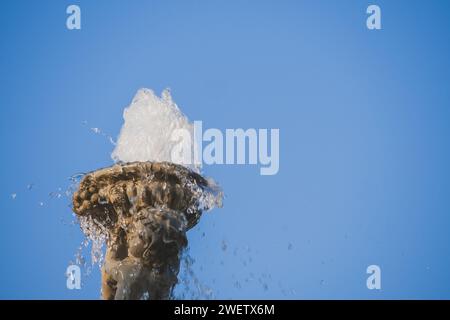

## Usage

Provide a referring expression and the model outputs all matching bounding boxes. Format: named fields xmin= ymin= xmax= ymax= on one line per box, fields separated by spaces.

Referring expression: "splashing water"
xmin=172 ymin=249 xmax=215 ymax=300
xmin=65 ymin=173 xmax=108 ymax=272
xmin=68 ymin=89 xmax=223 ymax=298
xmin=82 ymin=121 xmax=116 ymax=146
xmin=112 ymin=88 xmax=199 ymax=172
xmin=111 ymin=88 xmax=222 ymax=209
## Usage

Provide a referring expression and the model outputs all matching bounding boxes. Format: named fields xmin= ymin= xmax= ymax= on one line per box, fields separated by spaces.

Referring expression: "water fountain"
xmin=71 ymin=89 xmax=222 ymax=299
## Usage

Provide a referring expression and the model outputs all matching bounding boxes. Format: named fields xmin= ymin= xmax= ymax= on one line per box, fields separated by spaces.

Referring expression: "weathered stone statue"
xmin=72 ymin=162 xmax=210 ymax=300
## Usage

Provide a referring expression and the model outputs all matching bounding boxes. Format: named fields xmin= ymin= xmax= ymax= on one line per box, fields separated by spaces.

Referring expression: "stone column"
xmin=72 ymin=162 xmax=209 ymax=300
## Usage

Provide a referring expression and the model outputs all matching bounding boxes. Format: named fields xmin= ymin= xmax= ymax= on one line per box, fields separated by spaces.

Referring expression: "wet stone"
xmin=72 ymin=161 xmax=213 ymax=300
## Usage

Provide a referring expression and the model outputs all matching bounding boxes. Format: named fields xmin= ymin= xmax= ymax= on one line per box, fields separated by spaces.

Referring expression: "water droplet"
xmin=221 ymin=240 xmax=227 ymax=252
xmin=108 ymin=136 xmax=116 ymax=145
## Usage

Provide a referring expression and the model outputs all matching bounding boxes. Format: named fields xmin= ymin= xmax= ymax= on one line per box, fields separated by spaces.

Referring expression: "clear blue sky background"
xmin=1 ymin=0 xmax=450 ymax=299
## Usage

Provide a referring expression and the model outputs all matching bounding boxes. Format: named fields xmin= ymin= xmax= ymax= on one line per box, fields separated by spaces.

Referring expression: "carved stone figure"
xmin=72 ymin=162 xmax=209 ymax=299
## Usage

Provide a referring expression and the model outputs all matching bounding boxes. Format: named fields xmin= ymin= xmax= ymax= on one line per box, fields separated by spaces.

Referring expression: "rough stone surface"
xmin=72 ymin=161 xmax=209 ymax=300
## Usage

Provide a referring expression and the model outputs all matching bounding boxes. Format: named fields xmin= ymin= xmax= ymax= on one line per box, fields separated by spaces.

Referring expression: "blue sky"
xmin=1 ymin=0 xmax=450 ymax=299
